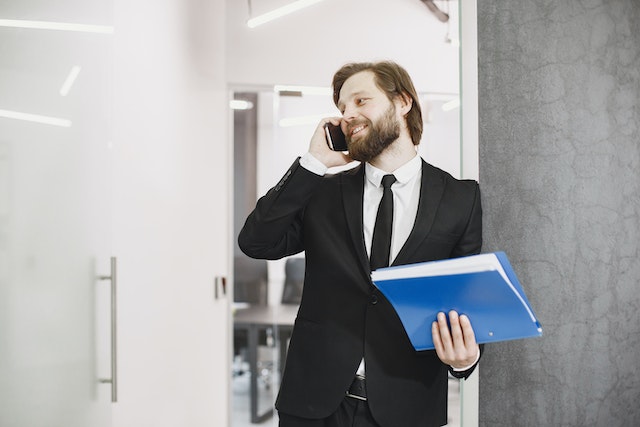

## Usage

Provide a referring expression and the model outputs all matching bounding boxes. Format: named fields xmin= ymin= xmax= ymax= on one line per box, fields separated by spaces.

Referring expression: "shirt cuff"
xmin=299 ymin=152 xmax=328 ymax=176
xmin=451 ymin=347 xmax=481 ymax=372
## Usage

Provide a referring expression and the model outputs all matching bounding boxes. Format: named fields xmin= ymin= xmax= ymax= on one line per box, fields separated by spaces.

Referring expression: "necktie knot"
xmin=381 ymin=174 xmax=397 ymax=190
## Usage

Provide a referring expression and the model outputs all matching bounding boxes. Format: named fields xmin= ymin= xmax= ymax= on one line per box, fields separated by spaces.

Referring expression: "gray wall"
xmin=477 ymin=1 xmax=640 ymax=426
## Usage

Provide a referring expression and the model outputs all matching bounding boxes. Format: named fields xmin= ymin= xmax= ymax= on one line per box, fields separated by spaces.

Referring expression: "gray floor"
xmin=232 ymin=371 xmax=278 ymax=427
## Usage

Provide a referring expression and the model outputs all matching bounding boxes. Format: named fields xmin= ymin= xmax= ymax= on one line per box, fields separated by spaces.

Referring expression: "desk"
xmin=234 ymin=304 xmax=299 ymax=423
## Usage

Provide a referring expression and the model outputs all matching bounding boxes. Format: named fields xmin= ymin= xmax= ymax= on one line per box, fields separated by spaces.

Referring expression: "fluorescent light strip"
xmin=0 ymin=19 xmax=114 ymax=34
xmin=229 ymin=100 xmax=254 ymax=110
xmin=60 ymin=66 xmax=82 ymax=97
xmin=247 ymin=0 xmax=325 ymax=28
xmin=275 ymin=85 xmax=332 ymax=96
xmin=442 ymin=98 xmax=460 ymax=111
xmin=0 ymin=109 xmax=72 ymax=127
xmin=420 ymin=93 xmax=457 ymax=102
xmin=279 ymin=113 xmax=336 ymax=127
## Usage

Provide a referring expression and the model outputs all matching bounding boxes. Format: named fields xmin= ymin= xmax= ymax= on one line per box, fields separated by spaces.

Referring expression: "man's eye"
xmin=357 ymin=98 xmax=367 ymax=105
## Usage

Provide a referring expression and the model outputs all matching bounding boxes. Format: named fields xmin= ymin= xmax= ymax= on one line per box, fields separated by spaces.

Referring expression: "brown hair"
xmin=332 ymin=61 xmax=423 ymax=145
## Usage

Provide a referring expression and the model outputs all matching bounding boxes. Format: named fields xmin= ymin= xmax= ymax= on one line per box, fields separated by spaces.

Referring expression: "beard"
xmin=346 ymin=104 xmax=401 ymax=163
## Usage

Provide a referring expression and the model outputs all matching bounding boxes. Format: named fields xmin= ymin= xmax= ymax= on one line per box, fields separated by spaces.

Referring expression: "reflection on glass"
xmin=0 ymin=1 xmax=114 ymax=426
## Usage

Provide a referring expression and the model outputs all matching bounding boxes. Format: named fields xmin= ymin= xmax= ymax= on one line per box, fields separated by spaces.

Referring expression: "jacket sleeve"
xmin=448 ymin=344 xmax=485 ymax=380
xmin=238 ymin=158 xmax=324 ymax=260
xmin=450 ymin=181 xmax=483 ymax=258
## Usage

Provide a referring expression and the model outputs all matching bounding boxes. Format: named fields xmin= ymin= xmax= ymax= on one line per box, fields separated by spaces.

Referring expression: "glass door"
xmin=230 ymin=79 xmax=463 ymax=426
xmin=0 ymin=1 xmax=115 ymax=425
xmin=227 ymin=0 xmax=478 ymax=424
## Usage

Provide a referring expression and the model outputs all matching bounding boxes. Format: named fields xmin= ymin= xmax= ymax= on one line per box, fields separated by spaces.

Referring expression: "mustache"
xmin=346 ymin=120 xmax=370 ymax=136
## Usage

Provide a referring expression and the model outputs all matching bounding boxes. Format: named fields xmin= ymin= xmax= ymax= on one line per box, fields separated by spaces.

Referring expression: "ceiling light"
xmin=247 ymin=0 xmax=325 ymax=28
xmin=442 ymin=98 xmax=460 ymax=112
xmin=230 ymin=100 xmax=255 ymax=110
xmin=0 ymin=19 xmax=114 ymax=34
xmin=0 ymin=109 xmax=72 ymax=127
xmin=60 ymin=66 xmax=82 ymax=97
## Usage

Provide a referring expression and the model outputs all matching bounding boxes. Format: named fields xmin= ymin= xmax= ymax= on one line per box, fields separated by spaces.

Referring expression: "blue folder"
xmin=371 ymin=252 xmax=542 ymax=351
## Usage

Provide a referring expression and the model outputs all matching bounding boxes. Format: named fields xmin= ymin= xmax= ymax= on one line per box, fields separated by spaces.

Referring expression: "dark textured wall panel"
xmin=477 ymin=1 xmax=640 ymax=426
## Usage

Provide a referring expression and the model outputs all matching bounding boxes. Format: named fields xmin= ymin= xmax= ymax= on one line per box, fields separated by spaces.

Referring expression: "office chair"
xmin=233 ymin=255 xmax=268 ymax=305
xmin=282 ymin=257 xmax=305 ymax=305
xmin=233 ymin=255 xmax=269 ymax=379
xmin=274 ymin=257 xmax=305 ymax=375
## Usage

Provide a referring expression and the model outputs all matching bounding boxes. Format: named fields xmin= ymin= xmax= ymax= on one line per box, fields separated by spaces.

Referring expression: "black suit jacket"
xmin=238 ymin=158 xmax=482 ymax=427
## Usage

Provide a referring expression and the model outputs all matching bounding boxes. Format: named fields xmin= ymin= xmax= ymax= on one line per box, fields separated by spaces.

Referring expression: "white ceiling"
xmin=226 ymin=0 xmax=461 ymax=93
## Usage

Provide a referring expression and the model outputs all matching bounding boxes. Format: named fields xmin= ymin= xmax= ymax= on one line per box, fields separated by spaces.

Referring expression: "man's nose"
xmin=342 ymin=104 xmax=357 ymax=121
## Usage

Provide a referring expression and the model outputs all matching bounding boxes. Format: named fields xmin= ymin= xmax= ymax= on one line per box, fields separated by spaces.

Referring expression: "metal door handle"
xmin=97 ymin=256 xmax=117 ymax=402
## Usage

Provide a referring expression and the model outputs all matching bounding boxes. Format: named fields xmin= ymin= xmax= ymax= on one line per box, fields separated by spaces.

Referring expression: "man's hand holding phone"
xmin=308 ymin=118 xmax=352 ymax=168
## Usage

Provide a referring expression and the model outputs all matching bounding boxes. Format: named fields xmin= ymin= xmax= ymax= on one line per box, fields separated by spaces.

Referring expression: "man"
xmin=238 ymin=61 xmax=482 ymax=427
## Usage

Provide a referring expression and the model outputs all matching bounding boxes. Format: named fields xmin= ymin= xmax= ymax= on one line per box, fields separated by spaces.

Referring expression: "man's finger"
xmin=436 ymin=312 xmax=452 ymax=350
xmin=448 ymin=310 xmax=464 ymax=343
xmin=432 ymin=321 xmax=445 ymax=358
xmin=459 ymin=314 xmax=477 ymax=347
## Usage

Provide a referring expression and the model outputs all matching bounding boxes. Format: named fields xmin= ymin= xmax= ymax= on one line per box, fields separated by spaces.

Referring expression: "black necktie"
xmin=370 ymin=174 xmax=397 ymax=271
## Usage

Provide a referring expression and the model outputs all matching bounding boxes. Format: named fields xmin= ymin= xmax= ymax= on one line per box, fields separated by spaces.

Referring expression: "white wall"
xmin=226 ymin=0 xmax=460 ymax=93
xmin=112 ymin=0 xmax=230 ymax=425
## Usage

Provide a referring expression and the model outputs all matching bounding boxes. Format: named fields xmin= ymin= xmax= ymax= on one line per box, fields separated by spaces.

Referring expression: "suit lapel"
xmin=392 ymin=160 xmax=446 ymax=266
xmin=340 ymin=160 xmax=446 ymax=273
xmin=340 ymin=164 xmax=371 ymax=278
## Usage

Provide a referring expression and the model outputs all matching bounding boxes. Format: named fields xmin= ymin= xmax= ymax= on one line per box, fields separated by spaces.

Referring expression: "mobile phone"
xmin=324 ymin=123 xmax=348 ymax=152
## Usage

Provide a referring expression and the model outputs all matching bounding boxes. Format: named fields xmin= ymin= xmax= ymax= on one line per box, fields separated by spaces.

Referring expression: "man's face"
xmin=337 ymin=71 xmax=402 ymax=163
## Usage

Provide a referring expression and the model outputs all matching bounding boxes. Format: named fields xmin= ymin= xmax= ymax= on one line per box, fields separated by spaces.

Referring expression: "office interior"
xmin=2 ymin=1 xmax=639 ymax=426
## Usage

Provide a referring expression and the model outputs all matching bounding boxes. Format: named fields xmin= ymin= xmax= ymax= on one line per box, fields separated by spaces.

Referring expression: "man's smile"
xmin=349 ymin=124 xmax=367 ymax=137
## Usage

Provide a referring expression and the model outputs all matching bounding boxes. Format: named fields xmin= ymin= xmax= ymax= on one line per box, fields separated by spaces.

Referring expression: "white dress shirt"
xmin=300 ymin=151 xmax=422 ymax=267
xmin=362 ymin=156 xmax=422 ymax=265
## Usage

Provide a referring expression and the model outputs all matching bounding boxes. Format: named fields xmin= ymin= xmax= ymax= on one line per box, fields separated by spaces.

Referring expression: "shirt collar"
xmin=365 ymin=154 xmax=422 ymax=188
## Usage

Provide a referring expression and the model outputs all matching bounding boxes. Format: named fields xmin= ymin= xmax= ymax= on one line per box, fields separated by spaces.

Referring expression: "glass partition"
xmin=0 ymin=1 xmax=115 ymax=425
xmin=228 ymin=1 xmax=479 ymax=425
xmin=230 ymin=81 xmax=465 ymax=426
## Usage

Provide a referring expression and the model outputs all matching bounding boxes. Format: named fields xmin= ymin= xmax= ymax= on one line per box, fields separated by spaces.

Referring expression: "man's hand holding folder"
xmin=372 ymin=252 xmax=543 ymax=352
xmin=432 ymin=310 xmax=480 ymax=370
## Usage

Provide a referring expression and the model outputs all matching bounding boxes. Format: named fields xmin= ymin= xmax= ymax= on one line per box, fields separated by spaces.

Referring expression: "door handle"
xmin=97 ymin=256 xmax=117 ymax=402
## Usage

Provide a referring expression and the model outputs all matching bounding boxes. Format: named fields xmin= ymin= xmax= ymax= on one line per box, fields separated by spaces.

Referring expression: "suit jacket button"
xmin=370 ymin=295 xmax=378 ymax=305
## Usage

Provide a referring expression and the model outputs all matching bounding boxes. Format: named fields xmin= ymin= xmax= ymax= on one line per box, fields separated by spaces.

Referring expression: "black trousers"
xmin=278 ymin=397 xmax=382 ymax=427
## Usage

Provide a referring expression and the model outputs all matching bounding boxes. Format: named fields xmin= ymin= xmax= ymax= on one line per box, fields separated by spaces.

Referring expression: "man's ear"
xmin=395 ymin=91 xmax=413 ymax=116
